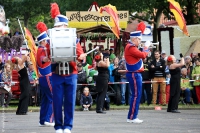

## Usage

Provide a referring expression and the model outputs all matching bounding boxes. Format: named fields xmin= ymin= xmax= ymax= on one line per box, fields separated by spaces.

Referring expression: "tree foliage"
xmin=1 ymin=0 xmax=200 ymax=38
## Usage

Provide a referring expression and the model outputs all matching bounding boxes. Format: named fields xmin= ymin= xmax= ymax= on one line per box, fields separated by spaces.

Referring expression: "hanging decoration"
xmin=81 ymin=32 xmax=116 ymax=40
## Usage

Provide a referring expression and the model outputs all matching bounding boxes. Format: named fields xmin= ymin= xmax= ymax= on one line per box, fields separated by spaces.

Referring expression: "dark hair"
xmin=77 ymin=63 xmax=82 ymax=67
xmin=195 ymin=58 xmax=200 ymax=62
xmin=154 ymin=50 xmax=160 ymax=54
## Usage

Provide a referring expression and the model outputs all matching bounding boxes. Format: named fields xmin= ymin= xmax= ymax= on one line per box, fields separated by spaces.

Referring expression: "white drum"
xmin=48 ymin=28 xmax=77 ymax=62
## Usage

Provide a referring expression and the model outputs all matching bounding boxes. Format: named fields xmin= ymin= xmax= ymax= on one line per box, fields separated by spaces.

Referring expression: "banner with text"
xmin=66 ymin=11 xmax=129 ymax=22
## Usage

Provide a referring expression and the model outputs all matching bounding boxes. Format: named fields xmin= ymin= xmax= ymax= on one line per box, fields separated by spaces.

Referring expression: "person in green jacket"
xmin=109 ymin=49 xmax=116 ymax=63
xmin=86 ymin=53 xmax=93 ymax=65
xmin=191 ymin=58 xmax=200 ymax=104
xmin=181 ymin=68 xmax=193 ymax=104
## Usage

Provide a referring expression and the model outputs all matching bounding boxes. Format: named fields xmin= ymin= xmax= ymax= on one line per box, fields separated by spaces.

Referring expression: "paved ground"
xmin=0 ymin=110 xmax=200 ymax=133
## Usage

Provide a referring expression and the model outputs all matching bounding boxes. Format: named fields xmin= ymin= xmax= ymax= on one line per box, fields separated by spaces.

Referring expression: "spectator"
xmin=0 ymin=56 xmax=4 ymax=82
xmin=77 ymin=63 xmax=87 ymax=84
xmin=27 ymin=62 xmax=37 ymax=85
xmin=191 ymin=58 xmax=200 ymax=104
xmin=165 ymin=61 xmax=171 ymax=104
xmin=108 ymin=57 xmax=119 ymax=83
xmin=149 ymin=50 xmax=166 ymax=106
xmin=77 ymin=63 xmax=87 ymax=97
xmin=118 ymin=55 xmax=131 ymax=105
xmin=103 ymin=48 xmax=110 ymax=57
xmin=82 ymin=62 xmax=90 ymax=78
xmin=181 ymin=68 xmax=193 ymax=105
xmin=182 ymin=56 xmax=193 ymax=79
xmin=13 ymin=28 xmax=21 ymax=36
xmin=191 ymin=52 xmax=199 ymax=65
xmin=161 ymin=50 xmax=167 ymax=60
xmin=86 ymin=53 xmax=93 ymax=65
xmin=0 ymin=63 xmax=12 ymax=108
xmin=140 ymin=57 xmax=152 ymax=105
xmin=27 ymin=62 xmax=38 ymax=106
xmin=86 ymin=43 xmax=94 ymax=65
xmin=80 ymin=87 xmax=93 ymax=111
xmin=99 ymin=46 xmax=104 ymax=53
xmin=109 ymin=48 xmax=116 ymax=63
xmin=88 ymin=43 xmax=93 ymax=52
xmin=104 ymin=94 xmax=110 ymax=110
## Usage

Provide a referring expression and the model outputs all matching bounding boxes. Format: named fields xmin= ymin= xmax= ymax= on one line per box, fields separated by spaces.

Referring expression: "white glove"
xmin=144 ymin=40 xmax=151 ymax=48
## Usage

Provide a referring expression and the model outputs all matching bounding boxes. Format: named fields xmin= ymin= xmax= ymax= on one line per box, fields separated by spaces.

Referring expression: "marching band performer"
xmin=50 ymin=3 xmax=87 ymax=133
xmin=125 ymin=31 xmax=150 ymax=123
xmin=11 ymin=53 xmax=30 ymax=115
xmin=36 ymin=22 xmax=54 ymax=127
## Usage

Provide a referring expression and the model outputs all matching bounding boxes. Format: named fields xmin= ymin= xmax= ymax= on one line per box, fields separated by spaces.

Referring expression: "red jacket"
xmin=37 ymin=44 xmax=52 ymax=77
xmin=125 ymin=43 xmax=148 ymax=72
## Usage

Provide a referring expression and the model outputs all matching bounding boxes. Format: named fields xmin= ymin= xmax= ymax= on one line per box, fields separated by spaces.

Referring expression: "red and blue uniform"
xmin=125 ymin=42 xmax=148 ymax=120
xmin=37 ymin=44 xmax=54 ymax=125
xmin=51 ymin=42 xmax=83 ymax=131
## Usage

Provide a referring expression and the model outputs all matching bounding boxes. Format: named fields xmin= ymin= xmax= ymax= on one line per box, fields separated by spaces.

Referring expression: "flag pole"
xmin=176 ymin=27 xmax=183 ymax=33
xmin=16 ymin=17 xmax=29 ymax=49
xmin=176 ymin=27 xmax=189 ymax=37
xmin=102 ymin=17 xmax=112 ymax=30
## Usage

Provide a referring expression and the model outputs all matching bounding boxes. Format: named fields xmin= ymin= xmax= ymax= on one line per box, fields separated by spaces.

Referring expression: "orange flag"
xmin=168 ymin=0 xmax=189 ymax=36
xmin=99 ymin=4 xmax=120 ymax=39
xmin=24 ymin=27 xmax=38 ymax=78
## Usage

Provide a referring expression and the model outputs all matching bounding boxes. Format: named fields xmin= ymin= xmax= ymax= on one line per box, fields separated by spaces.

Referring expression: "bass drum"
xmin=48 ymin=28 xmax=77 ymax=62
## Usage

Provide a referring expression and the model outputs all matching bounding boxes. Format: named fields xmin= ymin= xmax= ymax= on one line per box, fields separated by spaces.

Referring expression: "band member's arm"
xmin=170 ymin=57 xmax=185 ymax=69
xmin=37 ymin=48 xmax=50 ymax=64
xmin=98 ymin=53 xmax=110 ymax=68
xmin=77 ymin=42 xmax=87 ymax=60
xmin=128 ymin=46 xmax=148 ymax=59
xmin=42 ymin=56 xmax=50 ymax=62
xmin=20 ymin=55 xmax=28 ymax=66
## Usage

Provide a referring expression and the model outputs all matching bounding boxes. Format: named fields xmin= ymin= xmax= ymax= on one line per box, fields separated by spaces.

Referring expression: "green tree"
xmin=128 ymin=0 xmax=200 ymax=42
xmin=1 ymin=0 xmax=54 ymax=36
xmin=1 ymin=0 xmax=53 ymax=27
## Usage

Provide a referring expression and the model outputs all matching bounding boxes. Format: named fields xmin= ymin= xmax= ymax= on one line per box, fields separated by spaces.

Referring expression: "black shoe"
xmin=16 ymin=112 xmax=27 ymax=115
xmin=171 ymin=110 xmax=180 ymax=113
xmin=96 ymin=110 xmax=106 ymax=114
xmin=167 ymin=110 xmax=171 ymax=112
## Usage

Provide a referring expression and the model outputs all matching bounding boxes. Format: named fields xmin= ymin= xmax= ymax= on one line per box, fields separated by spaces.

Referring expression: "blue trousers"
xmin=52 ymin=74 xmax=77 ymax=130
xmin=184 ymin=88 xmax=191 ymax=103
xmin=39 ymin=76 xmax=53 ymax=124
xmin=126 ymin=73 xmax=142 ymax=120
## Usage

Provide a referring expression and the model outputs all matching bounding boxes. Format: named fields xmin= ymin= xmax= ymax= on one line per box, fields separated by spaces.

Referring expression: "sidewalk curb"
xmin=1 ymin=106 xmax=199 ymax=113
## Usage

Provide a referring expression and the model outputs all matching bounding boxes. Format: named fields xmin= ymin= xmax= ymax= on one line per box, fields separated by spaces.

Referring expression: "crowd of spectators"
xmin=1 ymin=42 xmax=200 ymax=109
xmin=79 ymin=43 xmax=200 ymax=110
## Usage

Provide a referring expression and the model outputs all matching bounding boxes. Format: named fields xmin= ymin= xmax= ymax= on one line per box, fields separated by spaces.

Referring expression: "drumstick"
xmin=86 ymin=46 xmax=99 ymax=55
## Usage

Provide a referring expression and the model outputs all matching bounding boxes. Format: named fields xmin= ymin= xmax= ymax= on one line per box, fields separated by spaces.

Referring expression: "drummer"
xmin=0 ymin=63 xmax=12 ymax=108
xmin=50 ymin=3 xmax=87 ymax=133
